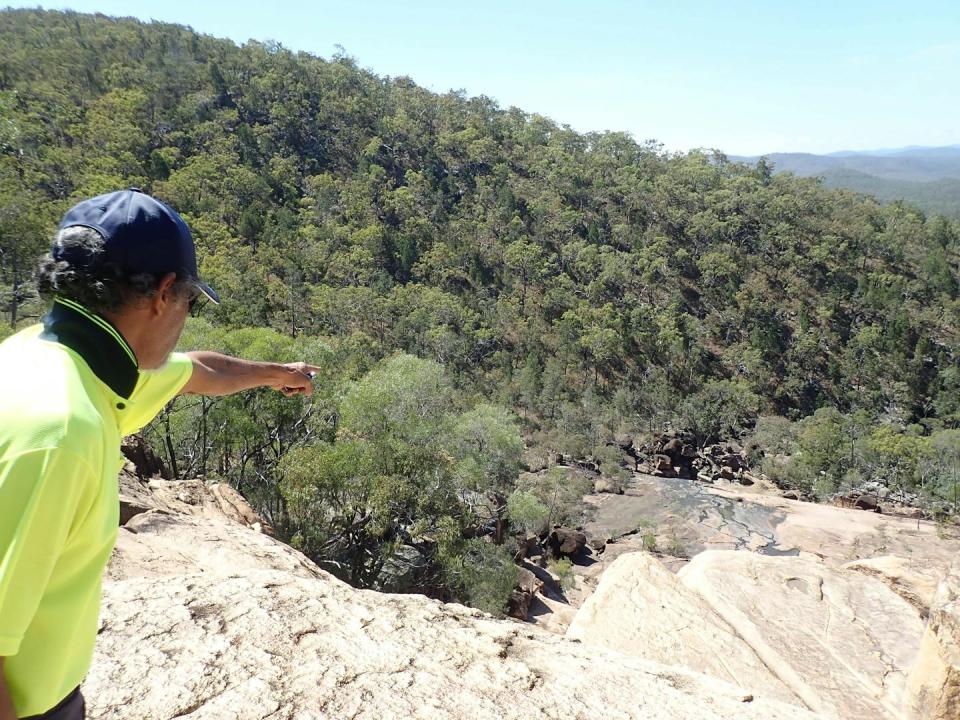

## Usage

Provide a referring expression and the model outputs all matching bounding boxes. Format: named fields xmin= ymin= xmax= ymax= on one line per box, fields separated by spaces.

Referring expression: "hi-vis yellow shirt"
xmin=0 ymin=299 xmax=193 ymax=716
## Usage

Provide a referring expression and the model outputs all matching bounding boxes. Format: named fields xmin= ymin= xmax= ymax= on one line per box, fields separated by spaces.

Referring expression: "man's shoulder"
xmin=0 ymin=326 xmax=106 ymax=456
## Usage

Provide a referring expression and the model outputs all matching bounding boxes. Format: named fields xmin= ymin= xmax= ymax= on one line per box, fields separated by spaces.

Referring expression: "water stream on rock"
xmin=583 ymin=472 xmax=800 ymax=558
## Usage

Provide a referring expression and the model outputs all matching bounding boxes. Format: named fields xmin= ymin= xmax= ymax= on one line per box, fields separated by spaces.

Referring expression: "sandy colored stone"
xmin=87 ymin=567 xmax=818 ymax=720
xmin=106 ymin=512 xmax=323 ymax=582
xmin=907 ymin=562 xmax=960 ymax=720
xmin=118 ymin=471 xmax=271 ymax=532
xmin=745 ymin=491 xmax=960 ymax=571
xmin=678 ymin=551 xmax=925 ymax=719
xmin=88 ymin=489 xmax=819 ymax=720
xmin=842 ymin=555 xmax=944 ymax=617
xmin=565 ymin=552 xmax=800 ymax=706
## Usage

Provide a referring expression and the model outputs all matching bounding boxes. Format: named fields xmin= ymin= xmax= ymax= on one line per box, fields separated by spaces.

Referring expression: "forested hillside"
xmin=2 ymin=10 xmax=959 ymax=608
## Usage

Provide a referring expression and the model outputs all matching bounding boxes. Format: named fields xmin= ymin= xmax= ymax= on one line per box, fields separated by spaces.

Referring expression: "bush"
xmin=515 ymin=467 xmax=593 ymax=527
xmin=677 ymin=380 xmax=761 ymax=447
xmin=507 ymin=489 xmax=550 ymax=536
xmin=762 ymin=455 xmax=817 ymax=494
xmin=641 ymin=531 xmax=657 ymax=552
xmin=547 ymin=557 xmax=575 ymax=591
xmin=745 ymin=415 xmax=797 ymax=466
xmin=441 ymin=539 xmax=518 ymax=617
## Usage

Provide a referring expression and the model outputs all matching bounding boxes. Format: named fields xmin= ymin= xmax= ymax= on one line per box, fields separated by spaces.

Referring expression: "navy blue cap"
xmin=56 ymin=188 xmax=219 ymax=304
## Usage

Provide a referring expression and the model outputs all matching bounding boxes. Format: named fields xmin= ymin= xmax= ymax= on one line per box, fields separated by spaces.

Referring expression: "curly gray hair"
xmin=37 ymin=226 xmax=196 ymax=314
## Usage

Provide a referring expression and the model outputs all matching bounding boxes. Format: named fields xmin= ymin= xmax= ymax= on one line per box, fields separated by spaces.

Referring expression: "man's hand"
xmin=181 ymin=352 xmax=321 ymax=398
xmin=269 ymin=362 xmax=320 ymax=397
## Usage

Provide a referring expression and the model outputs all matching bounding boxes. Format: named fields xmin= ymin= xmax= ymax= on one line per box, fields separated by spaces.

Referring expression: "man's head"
xmin=37 ymin=189 xmax=218 ymax=369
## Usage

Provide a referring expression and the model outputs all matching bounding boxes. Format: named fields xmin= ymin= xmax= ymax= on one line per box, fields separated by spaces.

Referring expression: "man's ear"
xmin=151 ymin=272 xmax=179 ymax=316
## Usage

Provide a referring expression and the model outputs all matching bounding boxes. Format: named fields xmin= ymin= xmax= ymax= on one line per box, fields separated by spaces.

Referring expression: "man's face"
xmin=139 ymin=283 xmax=194 ymax=370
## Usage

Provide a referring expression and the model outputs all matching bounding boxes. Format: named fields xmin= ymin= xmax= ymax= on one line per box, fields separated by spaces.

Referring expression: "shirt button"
xmin=116 ymin=402 xmax=126 ymax=410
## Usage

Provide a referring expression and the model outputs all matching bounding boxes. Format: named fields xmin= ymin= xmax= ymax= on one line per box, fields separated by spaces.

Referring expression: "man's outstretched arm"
xmin=180 ymin=352 xmax=321 ymax=397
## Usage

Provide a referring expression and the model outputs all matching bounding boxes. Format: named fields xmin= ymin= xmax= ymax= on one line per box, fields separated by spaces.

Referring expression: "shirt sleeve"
xmin=0 ymin=448 xmax=94 ymax=655
xmin=120 ymin=352 xmax=194 ymax=437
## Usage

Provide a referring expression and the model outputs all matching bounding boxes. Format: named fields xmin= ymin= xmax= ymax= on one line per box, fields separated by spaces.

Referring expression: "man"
xmin=0 ymin=189 xmax=320 ymax=719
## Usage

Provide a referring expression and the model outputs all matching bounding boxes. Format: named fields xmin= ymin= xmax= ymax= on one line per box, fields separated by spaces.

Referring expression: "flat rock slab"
xmin=678 ymin=551 xmax=925 ymax=719
xmin=565 ymin=552 xmax=800 ymax=706
xmin=842 ymin=555 xmax=944 ymax=617
xmin=107 ymin=512 xmax=323 ymax=582
xmin=86 ymin=568 xmax=820 ymax=720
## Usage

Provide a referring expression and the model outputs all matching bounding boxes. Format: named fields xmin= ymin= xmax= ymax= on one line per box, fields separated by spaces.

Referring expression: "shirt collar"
xmin=40 ymin=297 xmax=140 ymax=398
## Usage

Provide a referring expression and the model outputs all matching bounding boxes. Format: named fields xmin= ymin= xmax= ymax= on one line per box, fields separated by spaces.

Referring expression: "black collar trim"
xmin=40 ymin=299 xmax=139 ymax=398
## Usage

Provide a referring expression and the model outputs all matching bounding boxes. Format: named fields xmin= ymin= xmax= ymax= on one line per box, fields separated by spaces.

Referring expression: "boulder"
xmin=678 ymin=551 xmax=925 ymax=719
xmin=566 ymin=553 xmax=800 ymax=706
xmin=507 ymin=587 xmax=535 ymax=620
xmin=547 ymin=527 xmax=587 ymax=559
xmin=653 ymin=454 xmax=673 ymax=472
xmin=719 ymin=454 xmax=744 ymax=471
xmin=594 ymin=476 xmax=624 ymax=494
xmin=508 ymin=566 xmax=545 ymax=621
xmin=906 ymin=561 xmax=960 ymax=720
xmin=513 ymin=533 xmax=541 ymax=562
xmin=719 ymin=466 xmax=736 ymax=481
xmin=652 ymin=466 xmax=678 ymax=478
xmin=842 ymin=492 xmax=881 ymax=513
xmin=120 ymin=434 xmax=170 ymax=479
xmin=515 ymin=565 xmax=544 ymax=596
xmin=661 ymin=438 xmax=684 ymax=460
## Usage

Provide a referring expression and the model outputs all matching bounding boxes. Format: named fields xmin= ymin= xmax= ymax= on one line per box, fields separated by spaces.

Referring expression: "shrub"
xmin=548 ymin=557 xmax=575 ymax=591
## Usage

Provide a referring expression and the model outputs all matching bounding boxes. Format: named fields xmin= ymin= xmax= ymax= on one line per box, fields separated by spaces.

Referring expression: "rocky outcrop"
xmin=678 ymin=551 xmax=925 ymax=719
xmin=637 ymin=433 xmax=759 ymax=484
xmin=85 ymin=486 xmax=820 ymax=720
xmin=907 ymin=561 xmax=960 ymax=720
xmin=89 ymin=568 xmax=819 ymax=720
xmin=106 ymin=512 xmax=322 ymax=583
xmin=507 ymin=566 xmax=544 ymax=621
xmin=118 ymin=470 xmax=272 ymax=534
xmin=565 ymin=553 xmax=800 ymax=706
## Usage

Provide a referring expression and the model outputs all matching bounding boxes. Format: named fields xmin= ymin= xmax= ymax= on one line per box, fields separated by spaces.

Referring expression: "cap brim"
xmin=198 ymin=282 xmax=220 ymax=305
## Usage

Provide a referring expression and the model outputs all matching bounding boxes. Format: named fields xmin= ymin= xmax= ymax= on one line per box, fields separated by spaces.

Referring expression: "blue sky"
xmin=7 ymin=1 xmax=959 ymax=155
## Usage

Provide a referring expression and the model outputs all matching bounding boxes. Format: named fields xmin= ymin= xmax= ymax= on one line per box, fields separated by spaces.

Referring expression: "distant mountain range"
xmin=732 ymin=145 xmax=960 ymax=218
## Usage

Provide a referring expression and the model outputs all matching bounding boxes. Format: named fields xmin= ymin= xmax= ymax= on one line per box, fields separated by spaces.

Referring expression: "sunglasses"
xmin=186 ymin=287 xmax=205 ymax=312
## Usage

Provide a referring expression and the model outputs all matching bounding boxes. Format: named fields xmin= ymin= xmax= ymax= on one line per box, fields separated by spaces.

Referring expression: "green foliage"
xmin=547 ymin=557 xmax=575 ymax=592
xmin=516 ymin=467 xmax=593 ymax=528
xmin=278 ymin=352 xmax=524 ymax=603
xmin=663 ymin=531 xmax=688 ymax=558
xmin=641 ymin=531 xmax=658 ymax=552
xmin=3 ymin=8 xmax=957 ymax=438
xmin=677 ymin=380 xmax=761 ymax=447
xmin=439 ymin=538 xmax=518 ymax=616
xmin=506 ymin=489 xmax=549 ymax=536
xmin=745 ymin=415 xmax=797 ymax=465
xmin=4 ymin=8 xmax=960 ymax=599
xmin=450 ymin=404 xmax=524 ymax=494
